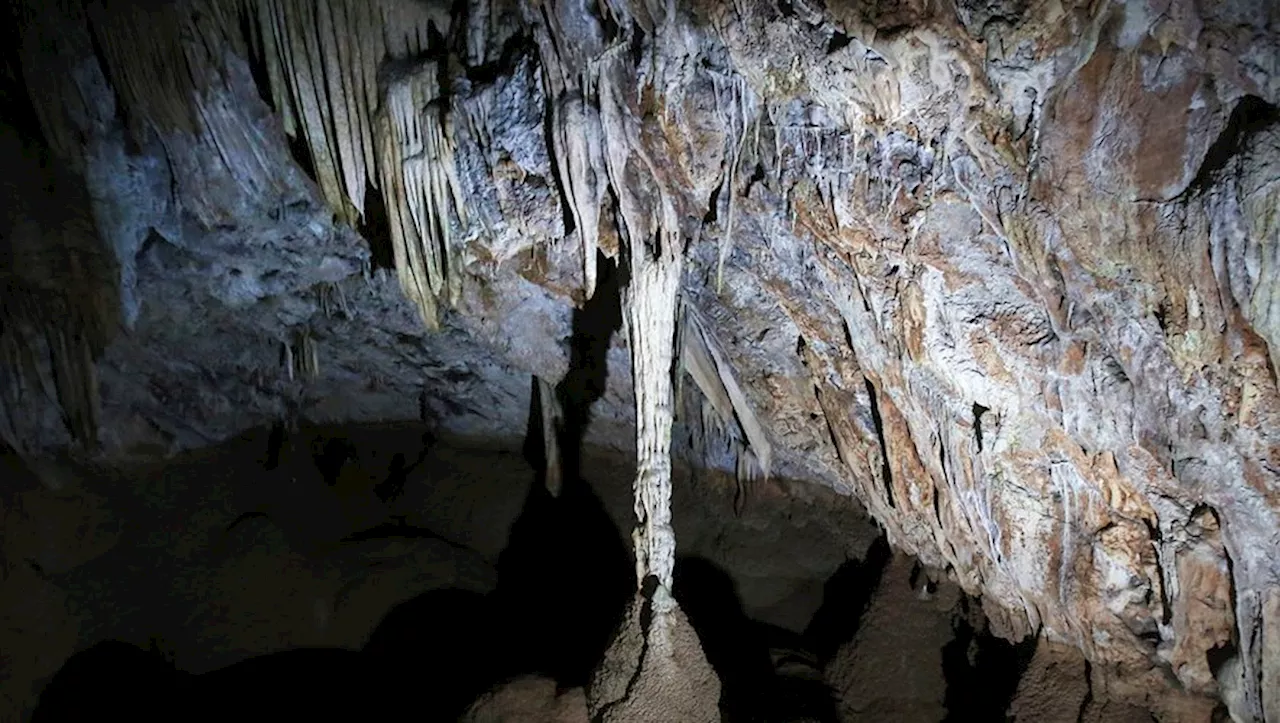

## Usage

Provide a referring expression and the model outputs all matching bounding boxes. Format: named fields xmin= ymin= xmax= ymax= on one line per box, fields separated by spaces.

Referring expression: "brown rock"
xmin=1009 ymin=640 xmax=1090 ymax=723
xmin=825 ymin=554 xmax=960 ymax=723
xmin=588 ymin=590 xmax=721 ymax=723
xmin=461 ymin=677 xmax=589 ymax=723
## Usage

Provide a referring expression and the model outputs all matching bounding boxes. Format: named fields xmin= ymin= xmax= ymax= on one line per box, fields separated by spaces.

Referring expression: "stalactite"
xmin=83 ymin=0 xmax=201 ymax=138
xmin=14 ymin=0 xmax=93 ymax=169
xmin=0 ymin=119 xmax=119 ymax=455
xmin=679 ymin=302 xmax=772 ymax=481
xmin=376 ymin=59 xmax=468 ymax=330
xmin=718 ymin=76 xmax=756 ymax=293
xmin=314 ymin=0 xmax=366 ymax=222
xmin=274 ymin=0 xmax=350 ymax=220
xmin=380 ymin=0 xmax=450 ymax=59
xmin=466 ymin=0 xmax=491 ymax=66
xmin=0 ymin=289 xmax=108 ymax=454
xmin=624 ymin=226 xmax=683 ymax=592
xmin=245 ymin=0 xmax=461 ymax=325
xmin=525 ymin=0 xmax=613 ymax=299
xmin=282 ymin=328 xmax=320 ymax=382
xmin=552 ymin=94 xmax=608 ymax=299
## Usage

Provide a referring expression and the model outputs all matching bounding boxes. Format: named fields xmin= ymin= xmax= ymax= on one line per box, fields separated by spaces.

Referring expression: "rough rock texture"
xmin=588 ymin=590 xmax=722 ymax=723
xmin=462 ymin=677 xmax=589 ymax=723
xmin=1011 ymin=637 xmax=1224 ymax=723
xmin=6 ymin=0 xmax=1280 ymax=719
xmin=824 ymin=553 xmax=960 ymax=723
xmin=1009 ymin=640 xmax=1093 ymax=723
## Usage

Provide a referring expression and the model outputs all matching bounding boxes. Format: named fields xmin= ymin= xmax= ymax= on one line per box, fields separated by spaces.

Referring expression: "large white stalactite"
xmin=624 ymin=229 xmax=682 ymax=593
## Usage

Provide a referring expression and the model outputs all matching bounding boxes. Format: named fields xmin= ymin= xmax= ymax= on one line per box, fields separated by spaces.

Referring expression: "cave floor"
xmin=4 ymin=423 xmax=1032 ymax=722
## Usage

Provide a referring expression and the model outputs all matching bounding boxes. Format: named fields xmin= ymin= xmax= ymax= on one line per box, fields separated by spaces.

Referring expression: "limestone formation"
xmin=4 ymin=0 xmax=1280 ymax=720
xmin=588 ymin=588 xmax=721 ymax=723
xmin=1009 ymin=640 xmax=1091 ymax=723
xmin=824 ymin=553 xmax=959 ymax=723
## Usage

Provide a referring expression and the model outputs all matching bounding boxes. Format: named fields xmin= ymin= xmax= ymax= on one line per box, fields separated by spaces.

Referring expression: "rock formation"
xmin=2 ymin=0 xmax=1279 ymax=720
xmin=461 ymin=676 xmax=590 ymax=723
xmin=824 ymin=553 xmax=960 ymax=722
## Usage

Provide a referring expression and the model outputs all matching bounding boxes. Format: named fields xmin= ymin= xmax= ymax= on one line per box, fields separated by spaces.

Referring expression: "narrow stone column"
xmin=622 ymin=229 xmax=682 ymax=593
xmin=587 ymin=228 xmax=720 ymax=723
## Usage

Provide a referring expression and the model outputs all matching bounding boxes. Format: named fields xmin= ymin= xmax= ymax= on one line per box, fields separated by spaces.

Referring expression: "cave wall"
xmin=3 ymin=1 xmax=1279 ymax=719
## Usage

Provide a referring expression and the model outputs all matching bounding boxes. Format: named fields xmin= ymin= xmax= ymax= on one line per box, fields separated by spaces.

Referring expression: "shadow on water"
xmin=31 ymin=640 xmax=190 ymax=723
xmin=191 ymin=648 xmax=372 ymax=719
xmin=32 ymin=641 xmax=373 ymax=722
xmin=31 ymin=256 xmax=636 ymax=717
xmin=493 ymin=252 xmax=634 ymax=687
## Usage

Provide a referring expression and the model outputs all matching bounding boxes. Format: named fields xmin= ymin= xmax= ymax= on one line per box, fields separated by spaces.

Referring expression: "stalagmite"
xmin=535 ymin=375 xmax=565 ymax=498
xmin=564 ymin=10 xmax=719 ymax=719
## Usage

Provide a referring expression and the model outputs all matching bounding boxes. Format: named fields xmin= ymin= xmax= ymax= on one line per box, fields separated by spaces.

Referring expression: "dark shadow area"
xmin=311 ymin=436 xmax=357 ymax=487
xmin=372 ymin=444 xmax=427 ymax=503
xmin=236 ymin=4 xmax=276 ymax=111
xmin=553 ymin=251 xmax=625 ymax=478
xmin=804 ymin=535 xmax=892 ymax=662
xmin=754 ymin=621 xmax=838 ymax=723
xmin=339 ymin=518 xmax=460 ymax=545
xmin=674 ymin=555 xmax=774 ymax=721
xmin=35 ymin=588 xmax=497 ymax=721
xmin=261 ymin=420 xmax=287 ymax=470
xmin=1183 ymin=95 xmax=1279 ymax=196
xmin=362 ymin=587 xmax=500 ymax=719
xmin=941 ymin=597 xmax=1037 ymax=722
xmin=191 ymin=648 xmax=372 ymax=719
xmin=493 ymin=252 xmax=633 ymax=687
xmin=357 ymin=180 xmax=397 ymax=271
xmin=674 ymin=555 xmax=840 ymax=723
xmin=31 ymin=640 xmax=192 ymax=723
xmin=0 ymin=12 xmax=48 ymax=153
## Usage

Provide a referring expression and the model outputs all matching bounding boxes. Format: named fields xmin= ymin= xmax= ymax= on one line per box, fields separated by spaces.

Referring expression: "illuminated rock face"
xmin=6 ymin=0 xmax=1280 ymax=719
